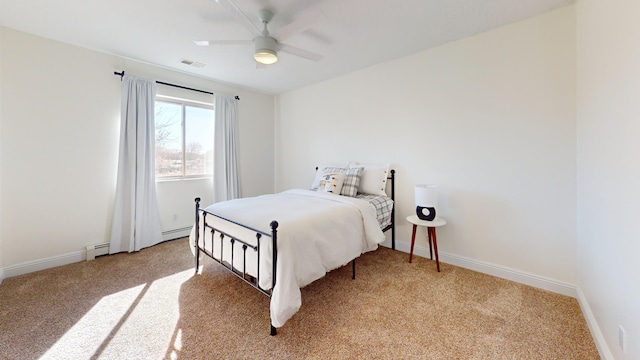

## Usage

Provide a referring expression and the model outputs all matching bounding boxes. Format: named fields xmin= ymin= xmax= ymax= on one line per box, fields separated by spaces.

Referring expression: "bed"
xmin=190 ymin=164 xmax=395 ymax=335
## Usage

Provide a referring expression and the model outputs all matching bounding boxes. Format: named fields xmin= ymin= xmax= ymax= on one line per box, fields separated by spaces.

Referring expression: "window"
xmin=155 ymin=97 xmax=214 ymax=179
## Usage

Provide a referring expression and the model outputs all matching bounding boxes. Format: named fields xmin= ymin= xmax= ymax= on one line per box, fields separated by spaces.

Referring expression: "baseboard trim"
xmin=0 ymin=267 xmax=4 ymax=284
xmin=2 ymin=250 xmax=86 ymax=280
xmin=576 ymin=287 xmax=614 ymax=360
xmin=391 ymin=241 xmax=577 ymax=297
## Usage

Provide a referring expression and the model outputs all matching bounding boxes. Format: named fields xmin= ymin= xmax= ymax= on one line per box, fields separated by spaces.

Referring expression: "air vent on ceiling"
xmin=181 ymin=59 xmax=206 ymax=68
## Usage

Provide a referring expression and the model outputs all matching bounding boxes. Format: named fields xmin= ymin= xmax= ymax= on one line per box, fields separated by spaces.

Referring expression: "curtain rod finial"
xmin=113 ymin=70 xmax=125 ymax=81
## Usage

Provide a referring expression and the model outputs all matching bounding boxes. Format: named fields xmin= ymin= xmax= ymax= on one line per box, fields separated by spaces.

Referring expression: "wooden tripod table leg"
xmin=409 ymin=224 xmax=417 ymax=263
xmin=428 ymin=227 xmax=440 ymax=272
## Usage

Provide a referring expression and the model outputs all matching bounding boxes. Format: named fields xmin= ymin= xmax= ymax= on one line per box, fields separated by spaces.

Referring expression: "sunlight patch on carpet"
xmin=39 ymin=283 xmax=146 ymax=359
xmin=39 ymin=269 xmax=192 ymax=359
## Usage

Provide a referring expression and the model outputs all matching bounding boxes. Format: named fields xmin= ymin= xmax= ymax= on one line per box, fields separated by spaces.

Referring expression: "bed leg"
xmin=195 ymin=247 xmax=200 ymax=274
xmin=270 ymin=324 xmax=277 ymax=336
xmin=194 ymin=197 xmax=201 ymax=274
xmin=390 ymin=169 xmax=396 ymax=250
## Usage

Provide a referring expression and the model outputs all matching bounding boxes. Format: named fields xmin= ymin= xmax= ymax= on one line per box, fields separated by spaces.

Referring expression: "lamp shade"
xmin=415 ymin=184 xmax=438 ymax=221
xmin=415 ymin=185 xmax=438 ymax=207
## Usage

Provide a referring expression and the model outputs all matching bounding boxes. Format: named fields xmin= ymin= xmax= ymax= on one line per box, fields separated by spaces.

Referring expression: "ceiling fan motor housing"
xmin=255 ymin=36 xmax=277 ymax=53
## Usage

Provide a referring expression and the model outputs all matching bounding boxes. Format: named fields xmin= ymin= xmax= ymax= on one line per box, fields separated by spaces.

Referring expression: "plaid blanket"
xmin=356 ymin=194 xmax=394 ymax=229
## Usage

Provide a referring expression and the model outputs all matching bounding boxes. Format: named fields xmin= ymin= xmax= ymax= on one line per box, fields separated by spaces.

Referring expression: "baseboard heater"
xmin=85 ymin=227 xmax=190 ymax=261
xmin=162 ymin=226 xmax=192 ymax=241
xmin=86 ymin=242 xmax=110 ymax=261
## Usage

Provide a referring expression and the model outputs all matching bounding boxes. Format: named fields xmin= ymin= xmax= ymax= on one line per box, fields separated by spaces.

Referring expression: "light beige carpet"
xmin=0 ymin=238 xmax=599 ymax=359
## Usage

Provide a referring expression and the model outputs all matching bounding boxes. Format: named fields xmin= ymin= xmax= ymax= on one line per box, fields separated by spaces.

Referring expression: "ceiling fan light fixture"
xmin=254 ymin=49 xmax=278 ymax=65
xmin=254 ymin=36 xmax=278 ymax=65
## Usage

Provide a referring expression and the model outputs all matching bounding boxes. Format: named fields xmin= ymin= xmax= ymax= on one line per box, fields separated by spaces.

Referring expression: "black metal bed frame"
xmin=193 ymin=169 xmax=395 ymax=336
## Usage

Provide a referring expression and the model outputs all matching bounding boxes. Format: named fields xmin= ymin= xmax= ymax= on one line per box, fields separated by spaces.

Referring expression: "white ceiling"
xmin=0 ymin=0 xmax=573 ymax=95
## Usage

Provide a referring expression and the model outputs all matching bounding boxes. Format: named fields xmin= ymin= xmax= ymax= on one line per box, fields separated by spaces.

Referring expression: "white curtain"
xmin=109 ymin=75 xmax=163 ymax=253
xmin=213 ymin=94 xmax=241 ymax=202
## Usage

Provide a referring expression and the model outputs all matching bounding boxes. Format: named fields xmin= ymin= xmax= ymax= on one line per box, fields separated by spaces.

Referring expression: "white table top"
xmin=406 ymin=214 xmax=447 ymax=227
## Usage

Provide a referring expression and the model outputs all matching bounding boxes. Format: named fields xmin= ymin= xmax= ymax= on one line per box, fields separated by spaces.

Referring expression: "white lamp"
xmin=415 ymin=184 xmax=438 ymax=221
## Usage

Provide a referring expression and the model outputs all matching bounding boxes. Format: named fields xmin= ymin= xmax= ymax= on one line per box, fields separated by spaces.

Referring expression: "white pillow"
xmin=311 ymin=162 xmax=349 ymax=189
xmin=349 ymin=162 xmax=390 ymax=196
xmin=317 ymin=172 xmax=346 ymax=195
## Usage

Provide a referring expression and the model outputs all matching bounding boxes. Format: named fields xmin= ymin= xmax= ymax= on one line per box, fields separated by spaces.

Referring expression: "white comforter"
xmin=189 ymin=189 xmax=386 ymax=328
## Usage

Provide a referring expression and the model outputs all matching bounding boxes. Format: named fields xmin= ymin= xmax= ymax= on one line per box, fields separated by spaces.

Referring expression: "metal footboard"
xmin=194 ymin=197 xmax=279 ymax=335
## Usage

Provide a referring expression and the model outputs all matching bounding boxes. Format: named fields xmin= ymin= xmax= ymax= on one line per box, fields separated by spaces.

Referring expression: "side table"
xmin=407 ymin=215 xmax=447 ymax=272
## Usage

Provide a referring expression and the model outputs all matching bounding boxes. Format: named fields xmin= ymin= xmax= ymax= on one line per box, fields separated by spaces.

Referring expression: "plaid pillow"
xmin=321 ymin=167 xmax=363 ymax=197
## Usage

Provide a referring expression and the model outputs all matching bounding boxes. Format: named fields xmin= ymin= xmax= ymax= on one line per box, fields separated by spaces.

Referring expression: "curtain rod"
xmin=113 ymin=71 xmax=239 ymax=100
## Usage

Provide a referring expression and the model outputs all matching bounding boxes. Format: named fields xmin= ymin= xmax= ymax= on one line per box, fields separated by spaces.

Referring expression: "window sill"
xmin=156 ymin=176 xmax=212 ymax=183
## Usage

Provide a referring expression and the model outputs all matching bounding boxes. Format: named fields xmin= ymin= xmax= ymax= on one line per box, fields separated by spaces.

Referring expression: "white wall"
xmin=277 ymin=7 xmax=577 ymax=286
xmin=0 ymin=26 xmax=274 ymax=273
xmin=576 ymin=0 xmax=640 ymax=358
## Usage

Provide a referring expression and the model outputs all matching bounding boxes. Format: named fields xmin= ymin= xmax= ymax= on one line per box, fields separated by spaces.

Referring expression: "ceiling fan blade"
xmin=214 ymin=0 xmax=261 ymax=36
xmin=279 ymin=43 xmax=323 ymax=62
xmin=272 ymin=12 xmax=324 ymax=41
xmin=193 ymin=40 xmax=252 ymax=46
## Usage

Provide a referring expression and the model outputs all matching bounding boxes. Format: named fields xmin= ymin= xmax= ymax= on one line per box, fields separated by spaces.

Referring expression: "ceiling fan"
xmin=195 ymin=0 xmax=324 ymax=66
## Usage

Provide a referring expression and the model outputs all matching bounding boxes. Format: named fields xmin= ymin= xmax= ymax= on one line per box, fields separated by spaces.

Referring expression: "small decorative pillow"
xmin=317 ymin=172 xmax=346 ymax=194
xmin=322 ymin=166 xmax=363 ymax=197
xmin=311 ymin=162 xmax=349 ymax=190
